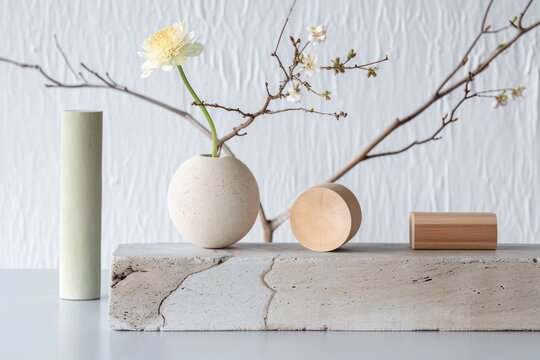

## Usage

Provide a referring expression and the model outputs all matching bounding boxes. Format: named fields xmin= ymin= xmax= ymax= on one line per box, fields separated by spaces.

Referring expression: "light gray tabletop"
xmin=1 ymin=270 xmax=539 ymax=360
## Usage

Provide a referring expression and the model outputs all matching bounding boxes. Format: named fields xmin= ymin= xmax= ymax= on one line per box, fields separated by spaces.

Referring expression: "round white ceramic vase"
xmin=167 ymin=154 xmax=260 ymax=248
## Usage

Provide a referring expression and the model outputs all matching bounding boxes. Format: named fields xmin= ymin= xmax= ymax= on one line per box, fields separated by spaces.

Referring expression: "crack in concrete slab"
xmin=261 ymin=256 xmax=278 ymax=330
xmin=156 ymin=255 xmax=232 ymax=330
xmin=111 ymin=266 xmax=148 ymax=288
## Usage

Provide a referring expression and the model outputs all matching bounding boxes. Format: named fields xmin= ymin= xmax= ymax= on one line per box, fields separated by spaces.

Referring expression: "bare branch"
xmin=265 ymin=107 xmax=346 ymax=120
xmin=53 ymin=34 xmax=80 ymax=81
xmin=476 ymin=88 xmax=514 ymax=94
xmin=367 ymin=79 xmax=475 ymax=159
xmin=78 ymin=71 xmax=88 ymax=82
xmin=80 ymin=62 xmax=115 ymax=87
xmin=271 ymin=0 xmax=298 ymax=79
xmin=0 ymin=57 xmax=62 ymax=86
xmin=484 ymin=24 xmax=513 ymax=34
xmin=297 ymin=40 xmax=311 ymax=57
xmin=269 ymin=209 xmax=291 ymax=231
xmin=519 ymin=0 xmax=534 ymax=29
xmin=273 ymin=0 xmax=298 ymax=55
xmin=193 ymin=101 xmax=253 ymax=118
xmin=105 ymin=72 xmax=118 ymax=87
xmin=481 ymin=0 xmax=495 ymax=30
xmin=432 ymin=1 xmax=497 ymax=96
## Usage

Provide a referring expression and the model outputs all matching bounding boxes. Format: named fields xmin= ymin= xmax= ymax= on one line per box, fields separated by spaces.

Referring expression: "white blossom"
xmin=492 ymin=92 xmax=509 ymax=108
xmin=286 ymin=83 xmax=302 ymax=103
xmin=492 ymin=98 xmax=508 ymax=108
xmin=307 ymin=25 xmax=327 ymax=44
xmin=299 ymin=52 xmax=320 ymax=77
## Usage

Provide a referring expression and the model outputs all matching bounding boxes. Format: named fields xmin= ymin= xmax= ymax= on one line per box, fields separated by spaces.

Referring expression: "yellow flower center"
xmin=147 ymin=26 xmax=181 ymax=58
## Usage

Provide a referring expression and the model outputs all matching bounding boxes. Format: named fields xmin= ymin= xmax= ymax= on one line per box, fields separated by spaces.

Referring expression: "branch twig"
xmin=265 ymin=107 xmax=347 ymax=120
xmin=193 ymin=101 xmax=253 ymax=118
xmin=53 ymin=34 xmax=79 ymax=80
xmin=273 ymin=0 xmax=298 ymax=55
xmin=367 ymin=78 xmax=475 ymax=159
xmin=320 ymin=55 xmax=389 ymax=73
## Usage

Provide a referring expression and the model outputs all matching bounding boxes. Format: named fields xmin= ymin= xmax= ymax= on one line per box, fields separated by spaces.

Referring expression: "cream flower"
xmin=307 ymin=25 xmax=327 ymax=44
xmin=299 ymin=52 xmax=320 ymax=77
xmin=286 ymin=83 xmax=302 ymax=103
xmin=138 ymin=21 xmax=204 ymax=78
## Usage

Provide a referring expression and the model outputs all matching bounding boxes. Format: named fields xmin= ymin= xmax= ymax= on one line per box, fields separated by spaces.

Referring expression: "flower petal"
xmin=172 ymin=55 xmax=187 ymax=66
xmin=183 ymin=42 xmax=204 ymax=56
xmin=139 ymin=21 xmax=204 ymax=74
xmin=140 ymin=60 xmax=160 ymax=78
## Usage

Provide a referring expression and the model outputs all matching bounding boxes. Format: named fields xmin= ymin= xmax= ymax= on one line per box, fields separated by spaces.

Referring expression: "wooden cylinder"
xmin=291 ymin=183 xmax=362 ymax=252
xmin=409 ymin=212 xmax=497 ymax=250
xmin=60 ymin=110 xmax=102 ymax=300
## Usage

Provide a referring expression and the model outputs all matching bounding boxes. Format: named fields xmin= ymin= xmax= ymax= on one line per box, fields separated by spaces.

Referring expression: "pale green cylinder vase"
xmin=60 ymin=110 xmax=102 ymax=300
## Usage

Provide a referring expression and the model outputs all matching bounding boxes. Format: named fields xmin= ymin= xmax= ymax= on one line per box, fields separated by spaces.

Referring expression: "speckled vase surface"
xmin=167 ymin=154 xmax=260 ymax=248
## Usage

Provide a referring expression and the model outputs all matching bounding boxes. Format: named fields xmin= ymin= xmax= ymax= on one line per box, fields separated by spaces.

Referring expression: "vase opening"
xmin=200 ymin=153 xmax=234 ymax=159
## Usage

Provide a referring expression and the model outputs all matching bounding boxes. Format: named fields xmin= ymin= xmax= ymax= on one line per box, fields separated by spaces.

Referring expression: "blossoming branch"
xmin=191 ymin=21 xmax=390 ymax=154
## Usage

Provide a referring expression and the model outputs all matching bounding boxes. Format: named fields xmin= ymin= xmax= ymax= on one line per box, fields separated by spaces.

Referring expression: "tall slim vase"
xmin=60 ymin=110 xmax=102 ymax=300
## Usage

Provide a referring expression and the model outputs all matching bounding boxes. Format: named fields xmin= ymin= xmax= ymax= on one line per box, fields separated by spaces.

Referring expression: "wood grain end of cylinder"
xmin=291 ymin=183 xmax=362 ymax=252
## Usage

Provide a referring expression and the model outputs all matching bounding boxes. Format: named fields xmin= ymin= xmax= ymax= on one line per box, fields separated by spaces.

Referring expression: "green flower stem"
xmin=177 ymin=65 xmax=218 ymax=158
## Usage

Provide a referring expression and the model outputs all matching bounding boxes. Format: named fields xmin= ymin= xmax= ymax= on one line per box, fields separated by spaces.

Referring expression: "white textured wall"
xmin=1 ymin=0 xmax=539 ymax=268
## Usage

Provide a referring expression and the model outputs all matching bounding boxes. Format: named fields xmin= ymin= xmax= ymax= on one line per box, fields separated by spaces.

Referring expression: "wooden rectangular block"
xmin=410 ymin=212 xmax=497 ymax=250
xmin=108 ymin=243 xmax=540 ymax=331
